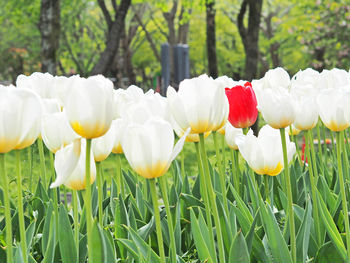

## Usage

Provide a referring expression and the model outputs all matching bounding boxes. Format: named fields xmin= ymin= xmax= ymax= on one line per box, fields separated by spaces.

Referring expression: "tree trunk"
xmin=163 ymin=1 xmax=178 ymax=86
xmin=91 ymin=0 xmax=131 ymax=75
xmin=237 ymin=0 xmax=263 ymax=81
xmin=237 ymin=0 xmax=263 ymax=135
xmin=206 ymin=0 xmax=218 ymax=78
xmin=39 ymin=0 xmax=60 ymax=75
xmin=177 ymin=7 xmax=191 ymax=44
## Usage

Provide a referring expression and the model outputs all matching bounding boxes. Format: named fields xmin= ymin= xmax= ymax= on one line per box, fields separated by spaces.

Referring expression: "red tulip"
xmin=225 ymin=82 xmax=258 ymax=128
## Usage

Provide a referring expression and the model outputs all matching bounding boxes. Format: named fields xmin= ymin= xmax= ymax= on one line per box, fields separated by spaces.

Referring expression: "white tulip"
xmin=92 ymin=125 xmax=115 ymax=162
xmin=293 ymin=96 xmax=318 ymax=131
xmin=317 ymin=68 xmax=350 ymax=90
xmin=52 ymin=75 xmax=80 ymax=108
xmin=215 ymin=76 xmax=247 ymax=89
xmin=51 ymin=139 xmax=96 ymax=190
xmin=291 ymin=68 xmax=319 ymax=88
xmin=262 ymin=67 xmax=291 ymax=90
xmin=256 ymin=87 xmax=295 ymax=129
xmin=41 ymin=111 xmax=80 ymax=153
xmin=225 ymin=122 xmax=243 ymax=150
xmin=16 ymin=72 xmax=54 ymax=98
xmin=236 ymin=125 xmax=296 ymax=176
xmin=167 ymin=74 xmax=228 ymax=134
xmin=65 ymin=75 xmax=114 ymax=139
xmin=0 ymin=85 xmax=42 ymax=152
xmin=122 ymin=118 xmax=189 ymax=179
xmin=111 ymin=119 xmax=127 ymax=154
xmin=317 ymin=88 xmax=350 ymax=131
xmin=14 ymin=89 xmax=43 ymax=150
xmin=41 ymin=98 xmax=61 ymax=114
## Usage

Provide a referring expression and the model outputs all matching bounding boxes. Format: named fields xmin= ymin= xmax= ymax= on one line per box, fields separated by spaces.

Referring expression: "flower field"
xmin=1 ymin=67 xmax=350 ymax=263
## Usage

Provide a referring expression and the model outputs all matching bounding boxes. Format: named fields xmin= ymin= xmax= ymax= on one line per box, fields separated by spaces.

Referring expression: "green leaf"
xmin=91 ymin=220 xmax=116 ymax=263
xmin=316 ymin=190 xmax=347 ymax=260
xmin=26 ymin=221 xmax=36 ymax=252
xmin=245 ymin=210 xmax=259 ymax=254
xmin=314 ymin=241 xmax=344 ymax=263
xmin=180 ymin=193 xmax=205 ymax=209
xmin=41 ymin=202 xmax=54 ymax=253
xmin=58 ymin=204 xmax=77 ymax=263
xmin=42 ymin=213 xmax=56 ymax=263
xmin=296 ymin=199 xmax=312 ymax=263
xmin=190 ymin=209 xmax=214 ymax=263
xmin=229 ymin=231 xmax=250 ymax=263
xmin=123 ymin=225 xmax=160 ymax=263
xmin=259 ymin=198 xmax=293 ymax=263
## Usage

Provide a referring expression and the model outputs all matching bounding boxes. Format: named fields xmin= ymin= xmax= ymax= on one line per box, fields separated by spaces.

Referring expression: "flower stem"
xmin=336 ymin=131 xmax=350 ymax=259
xmin=97 ymin=162 xmax=103 ymax=226
xmin=72 ymin=189 xmax=79 ymax=261
xmin=16 ymin=150 xmax=27 ymax=263
xmin=49 ymin=152 xmax=59 ymax=235
xmin=316 ymin=122 xmax=325 ymax=176
xmin=159 ymin=176 xmax=177 ymax=263
xmin=289 ymin=126 xmax=301 ymax=165
xmin=212 ymin=131 xmax=228 ymax=214
xmin=149 ymin=178 xmax=166 ymax=263
xmin=308 ymin=130 xmax=319 ymax=186
xmin=230 ymin=149 xmax=240 ymax=196
xmin=280 ymin=128 xmax=296 ymax=263
xmin=116 ymin=154 xmax=124 ymax=197
xmin=181 ymin=150 xmax=186 ymax=179
xmin=0 ymin=153 xmax=12 ymax=263
xmin=220 ymin=134 xmax=226 ymax=174
xmin=264 ymin=175 xmax=270 ymax=203
xmin=194 ymin=142 xmax=216 ymax=261
xmin=85 ymin=138 xmax=93 ymax=262
xmin=305 ymin=131 xmax=321 ymax=246
xmin=199 ymin=133 xmax=226 ymax=263
xmin=28 ymin=146 xmax=33 ymax=193
xmin=342 ymin=131 xmax=350 ymax=182
xmin=38 ymin=138 xmax=47 ymax=189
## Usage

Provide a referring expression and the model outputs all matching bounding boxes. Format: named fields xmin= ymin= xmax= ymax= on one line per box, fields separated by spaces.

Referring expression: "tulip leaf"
xmin=314 ymin=241 xmax=344 ymax=263
xmin=42 ymin=213 xmax=56 ymax=263
xmin=14 ymin=245 xmax=24 ymax=263
xmin=229 ymin=231 xmax=250 ymax=263
xmin=316 ymin=191 xmax=347 ymax=260
xmin=217 ymin=196 xmax=232 ymax=252
xmin=41 ymin=202 xmax=54 ymax=253
xmin=123 ymin=225 xmax=160 ymax=263
xmin=58 ymin=204 xmax=77 ymax=263
xmin=91 ymin=220 xmax=116 ymax=263
xmin=296 ymin=199 xmax=312 ymax=263
xmin=190 ymin=209 xmax=215 ymax=263
xmin=245 ymin=210 xmax=259 ymax=254
xmin=259 ymin=198 xmax=293 ymax=263
xmin=180 ymin=193 xmax=205 ymax=209
xmin=26 ymin=221 xmax=36 ymax=251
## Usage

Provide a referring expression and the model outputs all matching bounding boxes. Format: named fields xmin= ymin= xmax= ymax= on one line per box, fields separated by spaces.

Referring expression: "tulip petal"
xmin=51 ymin=139 xmax=81 ymax=188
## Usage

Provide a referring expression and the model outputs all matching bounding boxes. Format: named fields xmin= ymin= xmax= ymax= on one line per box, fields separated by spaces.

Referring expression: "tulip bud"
xmin=167 ymin=74 xmax=228 ymax=134
xmin=236 ymin=125 xmax=296 ymax=176
xmin=225 ymin=82 xmax=258 ymax=128
xmin=121 ymin=118 xmax=189 ymax=179
xmin=317 ymin=88 xmax=350 ymax=132
xmin=65 ymin=75 xmax=114 ymax=139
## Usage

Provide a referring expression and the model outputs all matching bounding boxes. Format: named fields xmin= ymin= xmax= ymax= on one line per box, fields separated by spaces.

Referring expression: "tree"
xmin=39 ymin=0 xmax=61 ymax=75
xmin=91 ymin=0 xmax=132 ymax=75
xmin=237 ymin=0 xmax=263 ymax=80
xmin=206 ymin=0 xmax=218 ymax=78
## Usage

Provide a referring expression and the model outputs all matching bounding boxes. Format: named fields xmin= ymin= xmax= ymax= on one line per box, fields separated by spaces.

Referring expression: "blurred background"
xmin=0 ymin=0 xmax=349 ymax=89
